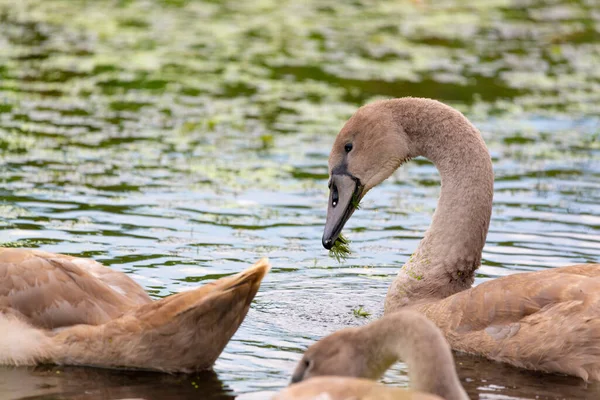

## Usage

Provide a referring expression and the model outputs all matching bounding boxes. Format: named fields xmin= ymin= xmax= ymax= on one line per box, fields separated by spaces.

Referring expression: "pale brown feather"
xmin=0 ymin=248 xmax=151 ymax=328
xmin=274 ymin=377 xmax=442 ymax=400
xmin=283 ymin=311 xmax=467 ymax=400
xmin=416 ymin=264 xmax=600 ymax=381
xmin=0 ymin=248 xmax=270 ymax=372
xmin=50 ymin=258 xmax=270 ymax=372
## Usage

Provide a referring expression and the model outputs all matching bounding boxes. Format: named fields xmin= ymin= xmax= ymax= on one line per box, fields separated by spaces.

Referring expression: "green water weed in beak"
xmin=351 ymin=191 xmax=361 ymax=210
xmin=328 ymin=194 xmax=360 ymax=262
xmin=329 ymin=233 xmax=351 ymax=263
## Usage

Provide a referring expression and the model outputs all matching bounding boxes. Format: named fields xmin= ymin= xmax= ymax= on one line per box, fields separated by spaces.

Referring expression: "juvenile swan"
xmin=322 ymin=97 xmax=600 ymax=380
xmin=0 ymin=248 xmax=269 ymax=372
xmin=275 ymin=310 xmax=468 ymax=400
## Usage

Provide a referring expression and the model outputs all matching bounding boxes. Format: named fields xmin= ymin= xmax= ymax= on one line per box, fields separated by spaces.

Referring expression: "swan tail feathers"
xmin=0 ymin=311 xmax=55 ymax=366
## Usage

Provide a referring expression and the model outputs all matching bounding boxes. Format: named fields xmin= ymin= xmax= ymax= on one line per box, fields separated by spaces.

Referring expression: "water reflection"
xmin=455 ymin=353 xmax=599 ymax=400
xmin=0 ymin=366 xmax=234 ymax=400
xmin=3 ymin=353 xmax=598 ymax=400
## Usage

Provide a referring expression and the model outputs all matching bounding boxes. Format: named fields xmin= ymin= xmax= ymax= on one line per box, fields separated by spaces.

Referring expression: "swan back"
xmin=0 ymin=248 xmax=151 ymax=328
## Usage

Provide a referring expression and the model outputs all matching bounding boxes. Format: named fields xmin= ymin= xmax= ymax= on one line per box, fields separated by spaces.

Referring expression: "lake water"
xmin=0 ymin=0 xmax=599 ymax=399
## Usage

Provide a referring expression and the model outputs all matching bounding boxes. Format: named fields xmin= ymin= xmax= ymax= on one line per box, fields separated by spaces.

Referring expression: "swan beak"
xmin=322 ymin=174 xmax=362 ymax=249
xmin=290 ymin=371 xmax=302 ymax=384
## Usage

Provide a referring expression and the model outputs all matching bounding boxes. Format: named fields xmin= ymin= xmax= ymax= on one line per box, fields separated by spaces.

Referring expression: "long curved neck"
xmin=385 ymin=98 xmax=493 ymax=311
xmin=368 ymin=311 xmax=468 ymax=400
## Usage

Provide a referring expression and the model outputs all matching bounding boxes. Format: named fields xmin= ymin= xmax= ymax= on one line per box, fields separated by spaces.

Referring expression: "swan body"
xmin=417 ymin=264 xmax=600 ymax=380
xmin=0 ymin=248 xmax=151 ymax=328
xmin=275 ymin=377 xmax=441 ymax=400
xmin=321 ymin=97 xmax=600 ymax=380
xmin=0 ymin=248 xmax=269 ymax=372
xmin=275 ymin=310 xmax=467 ymax=400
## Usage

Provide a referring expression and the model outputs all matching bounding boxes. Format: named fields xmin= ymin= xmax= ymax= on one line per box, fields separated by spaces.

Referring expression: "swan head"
xmin=290 ymin=326 xmax=385 ymax=384
xmin=323 ymin=100 xmax=412 ymax=249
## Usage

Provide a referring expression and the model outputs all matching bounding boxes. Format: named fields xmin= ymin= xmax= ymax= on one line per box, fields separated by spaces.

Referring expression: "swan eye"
xmin=304 ymin=359 xmax=313 ymax=370
xmin=344 ymin=143 xmax=353 ymax=153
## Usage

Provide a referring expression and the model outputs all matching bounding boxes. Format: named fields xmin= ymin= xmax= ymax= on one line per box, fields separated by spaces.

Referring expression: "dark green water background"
xmin=0 ymin=0 xmax=599 ymax=399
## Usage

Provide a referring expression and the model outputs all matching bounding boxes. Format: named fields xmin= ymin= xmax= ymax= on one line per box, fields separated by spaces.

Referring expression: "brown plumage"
xmin=275 ymin=377 xmax=441 ymax=400
xmin=0 ymin=248 xmax=269 ymax=372
xmin=418 ymin=264 xmax=600 ymax=381
xmin=275 ymin=310 xmax=467 ymax=400
xmin=321 ymin=97 xmax=600 ymax=380
xmin=0 ymin=248 xmax=151 ymax=328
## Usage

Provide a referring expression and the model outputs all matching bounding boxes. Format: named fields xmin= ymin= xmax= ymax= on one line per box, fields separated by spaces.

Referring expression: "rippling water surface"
xmin=1 ymin=0 xmax=599 ymax=399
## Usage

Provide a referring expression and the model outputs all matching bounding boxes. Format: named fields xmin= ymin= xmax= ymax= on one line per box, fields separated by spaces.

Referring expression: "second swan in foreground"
xmin=0 ymin=248 xmax=269 ymax=372
xmin=321 ymin=97 xmax=600 ymax=380
xmin=275 ymin=310 xmax=468 ymax=400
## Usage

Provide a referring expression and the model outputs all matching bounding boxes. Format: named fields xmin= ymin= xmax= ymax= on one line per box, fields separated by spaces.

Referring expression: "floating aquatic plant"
xmin=260 ymin=134 xmax=274 ymax=150
xmin=352 ymin=306 xmax=370 ymax=318
xmin=329 ymin=233 xmax=351 ymax=263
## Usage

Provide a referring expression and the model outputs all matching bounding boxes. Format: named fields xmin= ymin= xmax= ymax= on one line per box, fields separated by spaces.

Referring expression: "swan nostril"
xmin=332 ymin=184 xmax=339 ymax=207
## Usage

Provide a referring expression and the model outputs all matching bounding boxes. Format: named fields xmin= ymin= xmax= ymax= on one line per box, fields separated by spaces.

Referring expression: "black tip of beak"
xmin=290 ymin=374 xmax=301 ymax=385
xmin=322 ymin=237 xmax=333 ymax=250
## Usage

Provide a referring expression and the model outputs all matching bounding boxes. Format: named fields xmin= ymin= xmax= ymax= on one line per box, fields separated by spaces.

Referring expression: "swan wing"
xmin=421 ymin=264 xmax=600 ymax=380
xmin=0 ymin=248 xmax=151 ymax=328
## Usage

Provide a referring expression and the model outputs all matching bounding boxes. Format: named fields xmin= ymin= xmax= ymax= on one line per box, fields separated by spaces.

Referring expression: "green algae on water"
xmin=329 ymin=233 xmax=351 ymax=263
xmin=260 ymin=134 xmax=274 ymax=150
xmin=352 ymin=306 xmax=370 ymax=318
